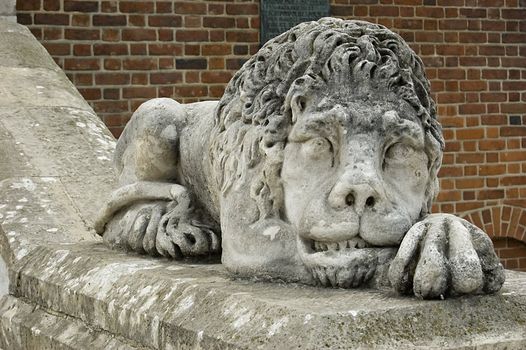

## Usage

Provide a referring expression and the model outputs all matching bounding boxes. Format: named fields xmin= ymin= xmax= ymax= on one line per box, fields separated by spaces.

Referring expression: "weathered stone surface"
xmin=5 ymin=242 xmax=526 ymax=350
xmin=0 ymin=18 xmax=524 ymax=350
xmin=95 ymin=17 xmax=504 ymax=299
xmin=0 ymin=0 xmax=15 ymax=22
xmin=0 ymin=296 xmax=137 ymax=349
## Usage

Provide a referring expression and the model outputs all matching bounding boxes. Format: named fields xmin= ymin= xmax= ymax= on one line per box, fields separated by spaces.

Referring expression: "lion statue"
xmin=95 ymin=18 xmax=505 ymax=299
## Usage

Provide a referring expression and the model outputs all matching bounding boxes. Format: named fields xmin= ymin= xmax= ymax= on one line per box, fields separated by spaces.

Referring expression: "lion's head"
xmin=210 ymin=18 xmax=444 ymax=287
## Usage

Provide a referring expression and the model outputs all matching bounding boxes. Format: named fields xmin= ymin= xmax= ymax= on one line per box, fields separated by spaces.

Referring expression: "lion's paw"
xmin=388 ymin=213 xmax=505 ymax=299
xmin=104 ymin=200 xmax=220 ymax=258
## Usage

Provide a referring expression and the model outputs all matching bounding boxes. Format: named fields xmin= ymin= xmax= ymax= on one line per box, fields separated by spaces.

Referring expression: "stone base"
xmin=1 ymin=242 xmax=526 ymax=349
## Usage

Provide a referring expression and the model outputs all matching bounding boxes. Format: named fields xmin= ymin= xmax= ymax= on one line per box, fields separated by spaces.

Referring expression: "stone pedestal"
xmin=0 ymin=19 xmax=525 ymax=349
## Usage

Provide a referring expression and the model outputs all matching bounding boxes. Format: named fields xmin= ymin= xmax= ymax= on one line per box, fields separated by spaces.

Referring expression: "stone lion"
xmin=95 ymin=18 xmax=505 ymax=299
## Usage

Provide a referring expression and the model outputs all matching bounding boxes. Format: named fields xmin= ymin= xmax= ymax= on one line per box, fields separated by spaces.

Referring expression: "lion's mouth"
xmin=310 ymin=237 xmax=371 ymax=253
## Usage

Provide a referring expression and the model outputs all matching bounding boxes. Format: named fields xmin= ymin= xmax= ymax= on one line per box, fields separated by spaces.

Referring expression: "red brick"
xmin=123 ymin=87 xmax=157 ymax=99
xmin=438 ymin=166 xmax=463 ymax=177
xmin=150 ymin=72 xmax=183 ymax=84
xmin=96 ymin=29 xmax=117 ymax=42
xmin=73 ymin=44 xmax=92 ymax=56
xmin=34 ymin=14 xmax=69 ymax=25
xmin=95 ymin=73 xmax=130 ymax=85
xmin=226 ymin=4 xmax=258 ymax=15
xmin=43 ymin=43 xmax=71 ymax=56
xmin=174 ymin=2 xmax=207 ymax=15
xmin=502 ymin=9 xmax=526 ymax=19
xmin=148 ymin=44 xmax=183 ymax=56
xmin=122 ymin=29 xmax=156 ymax=41
xmin=174 ymin=86 xmax=208 ymax=97
xmin=416 ymin=7 xmax=444 ymax=18
xmin=370 ymin=6 xmax=399 ymax=17
xmin=122 ymin=58 xmax=157 ymax=70
xmin=101 ymin=1 xmax=117 ymax=13
xmin=459 ymin=32 xmax=487 ymax=43
xmin=17 ymin=0 xmax=41 ymax=11
xmin=203 ymin=17 xmax=236 ymax=28
xmin=125 ymin=15 xmax=143 ymax=26
xmin=148 ymin=16 xmax=182 ymax=27
xmin=78 ymin=88 xmax=101 ymax=100
xmin=93 ymin=15 xmax=126 ymax=26
xmin=119 ymin=1 xmax=154 ymax=13
xmin=64 ymin=0 xmax=99 ymax=12
xmin=437 ymin=191 xmax=462 ymax=202
xmin=65 ymin=28 xmax=100 ymax=40
xmin=176 ymin=30 xmax=209 ymax=42
xmin=93 ymin=101 xmax=129 ymax=114
xmin=456 ymin=178 xmax=485 ymax=188
xmin=94 ymin=44 xmax=128 ymax=56
xmin=201 ymin=71 xmax=233 ymax=84
xmin=156 ymin=2 xmax=172 ymax=13
xmin=70 ymin=14 xmax=89 ymax=26
xmin=202 ymin=44 xmax=231 ymax=56
xmin=64 ymin=58 xmax=100 ymax=71
xmin=459 ymin=81 xmax=487 ymax=91
xmin=501 ymin=127 xmax=526 ymax=137
xmin=459 ymin=104 xmax=486 ymax=115
xmin=459 ymin=8 xmax=487 ymax=18
xmin=176 ymin=58 xmax=207 ymax=70
xmin=226 ymin=31 xmax=259 ymax=42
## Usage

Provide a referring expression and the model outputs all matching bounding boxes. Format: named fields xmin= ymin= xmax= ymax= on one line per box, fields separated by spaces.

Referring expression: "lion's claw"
xmin=104 ymin=200 xmax=220 ymax=259
xmin=388 ymin=214 xmax=505 ymax=299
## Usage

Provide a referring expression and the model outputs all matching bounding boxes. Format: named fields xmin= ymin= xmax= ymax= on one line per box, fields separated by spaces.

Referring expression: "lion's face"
xmin=281 ymin=89 xmax=431 ymax=287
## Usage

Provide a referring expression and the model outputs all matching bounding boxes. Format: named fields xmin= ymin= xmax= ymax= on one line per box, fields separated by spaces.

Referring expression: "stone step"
xmin=0 ymin=295 xmax=139 ymax=350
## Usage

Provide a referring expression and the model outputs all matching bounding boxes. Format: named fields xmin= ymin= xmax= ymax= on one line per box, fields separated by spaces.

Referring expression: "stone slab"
xmin=7 ymin=242 xmax=526 ymax=350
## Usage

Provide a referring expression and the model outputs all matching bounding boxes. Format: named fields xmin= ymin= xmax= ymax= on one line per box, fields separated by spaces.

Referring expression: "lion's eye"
xmin=385 ymin=143 xmax=416 ymax=162
xmin=302 ymin=137 xmax=332 ymax=159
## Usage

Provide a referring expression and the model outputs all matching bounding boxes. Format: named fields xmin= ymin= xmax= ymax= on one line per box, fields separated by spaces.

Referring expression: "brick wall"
xmin=17 ymin=0 xmax=259 ymax=136
xmin=16 ymin=1 xmax=526 ymax=269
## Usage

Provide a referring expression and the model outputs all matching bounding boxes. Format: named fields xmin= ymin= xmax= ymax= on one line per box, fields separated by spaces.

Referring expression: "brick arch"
xmin=460 ymin=203 xmax=526 ymax=243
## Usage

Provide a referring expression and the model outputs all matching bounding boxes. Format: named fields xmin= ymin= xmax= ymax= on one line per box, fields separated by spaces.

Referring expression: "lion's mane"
xmin=210 ymin=18 xmax=444 ymax=222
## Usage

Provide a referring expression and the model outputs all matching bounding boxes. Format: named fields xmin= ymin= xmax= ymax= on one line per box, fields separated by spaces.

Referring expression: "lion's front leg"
xmin=96 ymin=182 xmax=220 ymax=258
xmin=95 ymin=97 xmax=220 ymax=259
xmin=388 ymin=213 xmax=505 ymax=299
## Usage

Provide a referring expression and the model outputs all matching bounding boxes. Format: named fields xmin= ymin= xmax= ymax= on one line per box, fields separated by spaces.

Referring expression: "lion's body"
xmin=95 ymin=18 xmax=505 ymax=298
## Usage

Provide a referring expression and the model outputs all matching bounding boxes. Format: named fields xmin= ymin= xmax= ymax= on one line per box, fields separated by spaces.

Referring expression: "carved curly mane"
xmin=210 ymin=18 xmax=444 ymax=222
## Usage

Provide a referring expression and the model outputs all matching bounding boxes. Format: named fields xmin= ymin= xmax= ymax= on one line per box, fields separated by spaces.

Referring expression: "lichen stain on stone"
xmin=10 ymin=178 xmax=36 ymax=192
xmin=267 ymin=316 xmax=289 ymax=337
xmin=172 ymin=294 xmax=194 ymax=317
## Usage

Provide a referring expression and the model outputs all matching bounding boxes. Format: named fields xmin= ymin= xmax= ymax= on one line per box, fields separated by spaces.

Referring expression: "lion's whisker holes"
xmin=366 ymin=196 xmax=375 ymax=207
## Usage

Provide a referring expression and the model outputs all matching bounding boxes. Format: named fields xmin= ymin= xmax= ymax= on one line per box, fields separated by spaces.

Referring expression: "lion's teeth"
xmin=326 ymin=243 xmax=337 ymax=251
xmin=338 ymin=241 xmax=347 ymax=250
xmin=320 ymin=243 xmax=327 ymax=251
xmin=357 ymin=239 xmax=366 ymax=248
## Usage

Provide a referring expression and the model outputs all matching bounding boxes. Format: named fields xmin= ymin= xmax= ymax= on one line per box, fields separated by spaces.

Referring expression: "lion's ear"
xmin=290 ymin=94 xmax=307 ymax=123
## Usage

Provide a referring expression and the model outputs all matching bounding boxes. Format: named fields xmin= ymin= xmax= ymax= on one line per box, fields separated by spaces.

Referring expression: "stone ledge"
xmin=5 ymin=242 xmax=526 ymax=350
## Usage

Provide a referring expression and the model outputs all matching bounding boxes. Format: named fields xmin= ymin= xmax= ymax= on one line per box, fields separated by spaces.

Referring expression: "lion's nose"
xmin=329 ymin=182 xmax=379 ymax=215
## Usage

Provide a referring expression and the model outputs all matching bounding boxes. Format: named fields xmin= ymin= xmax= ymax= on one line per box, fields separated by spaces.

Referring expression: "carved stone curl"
xmin=95 ymin=18 xmax=505 ymax=299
